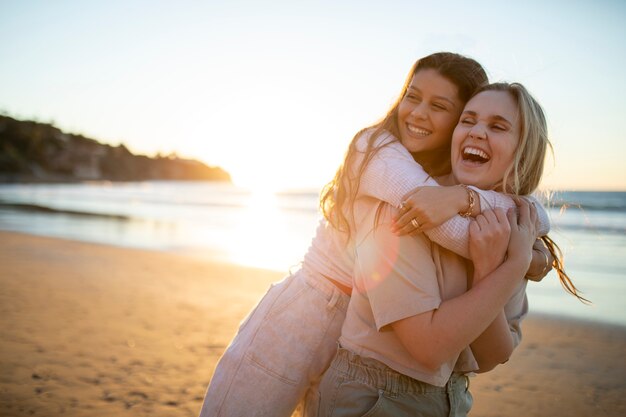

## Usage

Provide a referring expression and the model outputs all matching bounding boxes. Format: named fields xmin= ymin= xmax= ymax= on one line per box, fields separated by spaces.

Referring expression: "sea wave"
xmin=0 ymin=201 xmax=132 ymax=220
xmin=1 ymin=198 xmax=624 ymax=235
xmin=551 ymin=221 xmax=626 ymax=235
xmin=539 ymin=191 xmax=626 ymax=212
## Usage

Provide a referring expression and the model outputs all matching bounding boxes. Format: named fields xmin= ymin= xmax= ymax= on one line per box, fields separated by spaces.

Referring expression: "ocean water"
xmin=0 ymin=182 xmax=624 ymax=326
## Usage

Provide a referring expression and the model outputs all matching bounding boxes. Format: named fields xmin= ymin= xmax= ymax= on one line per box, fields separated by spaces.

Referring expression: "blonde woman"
xmin=317 ymin=83 xmax=583 ymax=417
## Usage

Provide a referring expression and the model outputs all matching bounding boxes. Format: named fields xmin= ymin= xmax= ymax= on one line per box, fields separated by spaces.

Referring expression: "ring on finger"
xmin=411 ymin=218 xmax=420 ymax=229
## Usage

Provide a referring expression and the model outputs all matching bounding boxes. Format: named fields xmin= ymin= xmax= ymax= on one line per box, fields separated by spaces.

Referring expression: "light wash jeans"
xmin=317 ymin=347 xmax=473 ymax=417
xmin=199 ymin=268 xmax=350 ymax=417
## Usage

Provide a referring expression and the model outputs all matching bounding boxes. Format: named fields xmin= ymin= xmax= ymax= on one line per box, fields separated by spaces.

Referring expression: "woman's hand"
xmin=468 ymin=208 xmax=511 ymax=281
xmin=505 ymin=198 xmax=538 ymax=274
xmin=392 ymin=186 xmax=472 ymax=235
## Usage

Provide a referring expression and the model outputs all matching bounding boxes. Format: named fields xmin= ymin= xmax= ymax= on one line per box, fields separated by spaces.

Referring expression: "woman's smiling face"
xmin=451 ymin=90 xmax=521 ymax=190
xmin=397 ymin=69 xmax=464 ymax=155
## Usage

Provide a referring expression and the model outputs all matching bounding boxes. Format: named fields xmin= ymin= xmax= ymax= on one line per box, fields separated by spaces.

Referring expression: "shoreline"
xmin=3 ymin=228 xmax=624 ymax=328
xmin=1 ymin=231 xmax=625 ymax=416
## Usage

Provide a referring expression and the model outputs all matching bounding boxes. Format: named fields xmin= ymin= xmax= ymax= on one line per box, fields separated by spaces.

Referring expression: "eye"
xmin=460 ymin=117 xmax=476 ymax=125
xmin=432 ymin=103 xmax=447 ymax=111
xmin=405 ymin=93 xmax=420 ymax=102
xmin=492 ymin=124 xmax=508 ymax=131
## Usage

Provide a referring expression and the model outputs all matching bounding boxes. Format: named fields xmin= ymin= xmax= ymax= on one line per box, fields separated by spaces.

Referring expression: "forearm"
xmin=392 ymin=258 xmax=528 ymax=371
xmin=471 ymin=190 xmax=550 ymax=235
xmin=423 ymin=212 xmax=473 ymax=258
xmin=426 ymin=193 xmax=550 ymax=260
xmin=358 ymin=132 xmax=438 ymax=207
xmin=408 ymin=186 xmax=484 ymax=259
xmin=355 ymin=131 xmax=550 ymax=258
xmin=470 ymin=311 xmax=514 ymax=373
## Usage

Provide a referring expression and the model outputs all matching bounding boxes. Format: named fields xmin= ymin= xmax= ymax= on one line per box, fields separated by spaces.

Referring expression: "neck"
xmin=434 ymin=173 xmax=457 ymax=186
xmin=413 ymin=147 xmax=451 ymax=177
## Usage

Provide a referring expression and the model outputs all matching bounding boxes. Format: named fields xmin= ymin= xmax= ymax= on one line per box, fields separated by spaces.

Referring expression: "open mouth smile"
xmin=462 ymin=146 xmax=490 ymax=164
xmin=406 ymin=124 xmax=432 ymax=137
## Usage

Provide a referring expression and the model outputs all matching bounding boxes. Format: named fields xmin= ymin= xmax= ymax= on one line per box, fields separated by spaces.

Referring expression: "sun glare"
xmin=224 ymin=187 xmax=287 ymax=270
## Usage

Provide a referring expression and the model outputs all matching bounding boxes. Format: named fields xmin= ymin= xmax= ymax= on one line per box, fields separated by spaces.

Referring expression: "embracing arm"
xmin=469 ymin=311 xmax=514 ymax=373
xmin=356 ymin=131 xmax=439 ymax=206
xmin=469 ymin=279 xmax=528 ymax=372
xmin=391 ymin=258 xmax=528 ymax=371
xmin=398 ymin=187 xmax=550 ymax=259
xmin=459 ymin=207 xmax=531 ymax=372
xmin=355 ymin=131 xmax=550 ymax=260
xmin=354 ymin=199 xmax=535 ymax=372
xmin=392 ymin=203 xmax=536 ymax=371
xmin=463 ymin=209 xmax=516 ymax=372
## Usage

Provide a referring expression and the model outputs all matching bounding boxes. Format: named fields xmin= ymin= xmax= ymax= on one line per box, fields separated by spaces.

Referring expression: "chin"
xmin=454 ymin=171 xmax=473 ymax=185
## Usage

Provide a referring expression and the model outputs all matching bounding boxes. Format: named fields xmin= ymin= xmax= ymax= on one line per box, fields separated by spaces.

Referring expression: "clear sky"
xmin=1 ymin=0 xmax=625 ymax=191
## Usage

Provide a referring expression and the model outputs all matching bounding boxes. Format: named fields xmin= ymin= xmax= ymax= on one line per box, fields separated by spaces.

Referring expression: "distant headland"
xmin=0 ymin=115 xmax=231 ymax=183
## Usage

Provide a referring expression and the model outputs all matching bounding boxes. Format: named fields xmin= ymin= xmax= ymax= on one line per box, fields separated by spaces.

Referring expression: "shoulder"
xmin=354 ymin=128 xmax=401 ymax=152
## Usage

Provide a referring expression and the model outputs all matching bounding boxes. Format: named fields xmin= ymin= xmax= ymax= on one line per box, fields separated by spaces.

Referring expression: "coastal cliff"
xmin=0 ymin=115 xmax=231 ymax=182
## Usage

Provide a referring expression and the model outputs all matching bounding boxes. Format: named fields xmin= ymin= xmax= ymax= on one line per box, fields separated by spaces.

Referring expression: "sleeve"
xmin=469 ymin=189 xmax=551 ymax=236
xmin=503 ymin=279 xmax=529 ymax=349
xmin=354 ymin=130 xmax=551 ymax=260
xmin=357 ymin=130 xmax=439 ymax=207
xmin=426 ymin=192 xmax=551 ymax=259
xmin=354 ymin=203 xmax=441 ymax=331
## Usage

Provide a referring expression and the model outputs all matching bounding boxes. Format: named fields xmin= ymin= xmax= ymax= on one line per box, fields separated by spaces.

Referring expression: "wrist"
xmin=526 ymin=249 xmax=550 ymax=280
xmin=444 ymin=185 xmax=467 ymax=213
xmin=473 ymin=254 xmax=506 ymax=283
xmin=504 ymin=253 xmax=532 ymax=276
xmin=472 ymin=265 xmax=494 ymax=283
xmin=458 ymin=185 xmax=477 ymax=218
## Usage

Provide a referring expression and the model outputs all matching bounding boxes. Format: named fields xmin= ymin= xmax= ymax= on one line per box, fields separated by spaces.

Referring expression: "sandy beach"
xmin=0 ymin=231 xmax=624 ymax=417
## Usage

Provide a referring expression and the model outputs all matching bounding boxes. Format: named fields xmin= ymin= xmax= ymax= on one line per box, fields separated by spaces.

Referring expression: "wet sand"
xmin=1 ymin=231 xmax=624 ymax=416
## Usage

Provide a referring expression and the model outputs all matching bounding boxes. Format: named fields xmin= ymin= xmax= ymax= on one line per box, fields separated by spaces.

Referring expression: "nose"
xmin=410 ymin=101 xmax=428 ymax=119
xmin=469 ymin=124 xmax=487 ymax=140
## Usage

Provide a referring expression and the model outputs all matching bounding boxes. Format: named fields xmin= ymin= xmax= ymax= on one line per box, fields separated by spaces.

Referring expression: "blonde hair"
xmin=540 ymin=235 xmax=589 ymax=303
xmin=475 ymin=83 xmax=587 ymax=303
xmin=321 ymin=52 xmax=488 ymax=238
xmin=473 ymin=83 xmax=550 ymax=195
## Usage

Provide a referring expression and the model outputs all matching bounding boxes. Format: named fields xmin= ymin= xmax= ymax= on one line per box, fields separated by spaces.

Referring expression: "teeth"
xmin=407 ymin=124 xmax=431 ymax=136
xmin=463 ymin=146 xmax=489 ymax=160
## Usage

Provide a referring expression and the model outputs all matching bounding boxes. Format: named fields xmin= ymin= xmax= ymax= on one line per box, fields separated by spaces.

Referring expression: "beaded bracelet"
xmin=458 ymin=185 xmax=475 ymax=218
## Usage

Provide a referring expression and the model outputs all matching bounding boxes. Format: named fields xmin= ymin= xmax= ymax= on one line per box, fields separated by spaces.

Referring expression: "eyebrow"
xmin=461 ymin=110 xmax=512 ymax=125
xmin=407 ymin=87 xmax=458 ymax=108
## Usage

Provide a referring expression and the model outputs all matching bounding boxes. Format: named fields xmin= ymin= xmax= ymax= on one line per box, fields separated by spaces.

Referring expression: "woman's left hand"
xmin=505 ymin=198 xmax=538 ymax=274
xmin=468 ymin=208 xmax=511 ymax=281
xmin=392 ymin=186 xmax=468 ymax=235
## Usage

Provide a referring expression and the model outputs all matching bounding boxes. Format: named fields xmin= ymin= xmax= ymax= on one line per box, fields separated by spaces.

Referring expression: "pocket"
xmin=361 ymin=390 xmax=386 ymax=417
xmin=246 ymin=278 xmax=337 ymax=385
xmin=328 ymin=379 xmax=383 ymax=417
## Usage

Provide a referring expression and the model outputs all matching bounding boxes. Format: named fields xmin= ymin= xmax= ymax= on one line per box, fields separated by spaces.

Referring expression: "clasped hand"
xmin=392 ymin=186 xmax=466 ymax=235
xmin=469 ymin=198 xmax=538 ymax=282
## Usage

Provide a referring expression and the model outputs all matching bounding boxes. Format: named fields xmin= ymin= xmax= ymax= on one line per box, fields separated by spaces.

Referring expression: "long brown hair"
xmin=320 ymin=52 xmax=488 ymax=239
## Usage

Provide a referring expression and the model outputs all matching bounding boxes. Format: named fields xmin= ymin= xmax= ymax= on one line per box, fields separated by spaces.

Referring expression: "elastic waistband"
xmin=299 ymin=267 xmax=351 ymax=313
xmin=332 ymin=347 xmax=468 ymax=395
